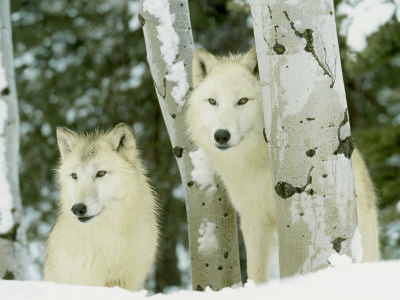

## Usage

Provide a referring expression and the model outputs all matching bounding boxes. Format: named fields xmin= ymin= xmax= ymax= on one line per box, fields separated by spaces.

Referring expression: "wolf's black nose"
xmin=71 ymin=203 xmax=87 ymax=217
xmin=214 ymin=129 xmax=231 ymax=144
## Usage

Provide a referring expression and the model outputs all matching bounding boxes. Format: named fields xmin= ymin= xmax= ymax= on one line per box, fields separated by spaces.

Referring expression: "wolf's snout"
xmin=214 ymin=129 xmax=231 ymax=144
xmin=71 ymin=203 xmax=87 ymax=217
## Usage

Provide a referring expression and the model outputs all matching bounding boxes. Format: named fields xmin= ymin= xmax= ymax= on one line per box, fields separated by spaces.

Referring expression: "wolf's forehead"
xmin=212 ymin=64 xmax=253 ymax=83
xmin=79 ymin=143 xmax=99 ymax=162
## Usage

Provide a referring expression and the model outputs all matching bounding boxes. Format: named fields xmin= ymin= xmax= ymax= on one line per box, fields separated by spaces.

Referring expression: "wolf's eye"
xmin=208 ymin=98 xmax=217 ymax=105
xmin=96 ymin=170 xmax=107 ymax=178
xmin=237 ymin=98 xmax=249 ymax=105
xmin=71 ymin=173 xmax=78 ymax=180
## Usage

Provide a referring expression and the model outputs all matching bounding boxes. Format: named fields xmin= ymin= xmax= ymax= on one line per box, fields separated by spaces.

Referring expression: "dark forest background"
xmin=10 ymin=0 xmax=400 ymax=293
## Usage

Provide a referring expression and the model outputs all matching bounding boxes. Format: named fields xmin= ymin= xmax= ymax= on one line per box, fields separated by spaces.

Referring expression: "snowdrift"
xmin=1 ymin=261 xmax=399 ymax=300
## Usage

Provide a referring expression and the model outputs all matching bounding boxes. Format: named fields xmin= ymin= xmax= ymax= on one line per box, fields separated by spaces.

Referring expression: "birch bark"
xmin=250 ymin=0 xmax=359 ymax=277
xmin=140 ymin=0 xmax=241 ymax=290
xmin=0 ymin=0 xmax=29 ymax=280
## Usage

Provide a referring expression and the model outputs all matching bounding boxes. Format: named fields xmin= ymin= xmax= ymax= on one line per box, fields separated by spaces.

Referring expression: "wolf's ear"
xmin=57 ymin=127 xmax=79 ymax=158
xmin=240 ymin=47 xmax=258 ymax=76
xmin=192 ymin=48 xmax=218 ymax=88
xmin=108 ymin=123 xmax=136 ymax=153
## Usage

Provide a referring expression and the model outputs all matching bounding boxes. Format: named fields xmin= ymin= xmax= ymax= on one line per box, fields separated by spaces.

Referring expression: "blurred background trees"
xmin=9 ymin=0 xmax=400 ymax=293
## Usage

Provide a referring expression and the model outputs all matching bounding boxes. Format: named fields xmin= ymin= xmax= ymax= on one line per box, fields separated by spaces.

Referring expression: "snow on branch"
xmin=143 ymin=0 xmax=189 ymax=108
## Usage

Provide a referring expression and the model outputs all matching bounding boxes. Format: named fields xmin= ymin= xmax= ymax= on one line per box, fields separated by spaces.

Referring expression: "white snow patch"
xmin=128 ymin=1 xmax=141 ymax=31
xmin=351 ymin=226 xmax=364 ymax=263
xmin=338 ymin=0 xmax=396 ymax=52
xmin=143 ymin=0 xmax=189 ymax=108
xmin=230 ymin=282 xmax=243 ymax=288
xmin=2 ymin=261 xmax=400 ymax=299
xmin=40 ymin=122 xmax=52 ymax=136
xmin=189 ymin=148 xmax=216 ymax=191
xmin=121 ymin=63 xmax=146 ymax=91
xmin=172 ymin=184 xmax=185 ymax=201
xmin=165 ymin=61 xmax=190 ymax=107
xmin=197 ymin=218 xmax=218 ymax=254
xmin=328 ymin=252 xmax=352 ymax=267
xmin=143 ymin=0 xmax=178 ymax=65
xmin=129 ymin=63 xmax=146 ymax=87
xmin=66 ymin=107 xmax=76 ymax=124
xmin=13 ymin=51 xmax=35 ymax=69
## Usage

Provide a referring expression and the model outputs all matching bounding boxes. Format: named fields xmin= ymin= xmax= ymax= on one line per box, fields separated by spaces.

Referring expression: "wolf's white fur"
xmin=186 ymin=48 xmax=379 ymax=283
xmin=43 ymin=124 xmax=158 ymax=291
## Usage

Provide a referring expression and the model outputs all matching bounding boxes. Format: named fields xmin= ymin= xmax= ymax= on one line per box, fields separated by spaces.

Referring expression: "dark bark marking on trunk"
xmin=283 ymin=11 xmax=336 ymax=88
xmin=154 ymin=78 xmax=167 ymax=99
xmin=306 ymin=149 xmax=316 ymax=157
xmin=274 ymin=166 xmax=314 ymax=199
xmin=267 ymin=5 xmax=272 ymax=19
xmin=263 ymin=128 xmax=269 ymax=143
xmin=138 ymin=14 xmax=145 ymax=27
xmin=332 ymin=237 xmax=347 ymax=253
xmin=187 ymin=180 xmax=194 ymax=187
xmin=334 ymin=109 xmax=355 ymax=158
xmin=173 ymin=146 xmax=183 ymax=158
xmin=1 ymin=87 xmax=10 ymax=95
xmin=273 ymin=26 xmax=286 ymax=55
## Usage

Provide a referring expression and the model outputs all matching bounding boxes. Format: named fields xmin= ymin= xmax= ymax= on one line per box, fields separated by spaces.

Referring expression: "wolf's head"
xmin=56 ymin=123 xmax=140 ymax=224
xmin=186 ymin=48 xmax=264 ymax=155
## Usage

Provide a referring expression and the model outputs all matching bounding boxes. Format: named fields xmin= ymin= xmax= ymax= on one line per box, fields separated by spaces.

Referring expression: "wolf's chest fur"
xmin=210 ymin=142 xmax=276 ymax=222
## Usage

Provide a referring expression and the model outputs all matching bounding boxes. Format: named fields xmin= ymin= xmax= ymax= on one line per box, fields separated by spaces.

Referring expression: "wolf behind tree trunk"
xmin=140 ymin=0 xmax=241 ymax=290
xmin=250 ymin=0 xmax=377 ymax=277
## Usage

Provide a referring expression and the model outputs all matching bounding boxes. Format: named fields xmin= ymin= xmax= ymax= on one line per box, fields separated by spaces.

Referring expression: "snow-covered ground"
xmin=1 ymin=261 xmax=400 ymax=300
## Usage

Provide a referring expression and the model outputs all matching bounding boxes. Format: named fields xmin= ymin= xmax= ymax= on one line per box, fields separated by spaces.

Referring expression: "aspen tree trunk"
xmin=250 ymin=0 xmax=360 ymax=277
xmin=140 ymin=0 xmax=241 ymax=290
xmin=0 ymin=0 xmax=29 ymax=280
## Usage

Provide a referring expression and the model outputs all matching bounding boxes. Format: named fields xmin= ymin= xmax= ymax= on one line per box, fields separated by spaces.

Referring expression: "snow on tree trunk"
xmin=140 ymin=0 xmax=241 ymax=290
xmin=0 ymin=0 xmax=28 ymax=280
xmin=250 ymin=0 xmax=359 ymax=277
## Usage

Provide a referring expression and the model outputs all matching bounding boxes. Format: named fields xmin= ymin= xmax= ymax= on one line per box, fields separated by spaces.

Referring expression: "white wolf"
xmin=43 ymin=123 xmax=158 ymax=291
xmin=186 ymin=48 xmax=379 ymax=283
